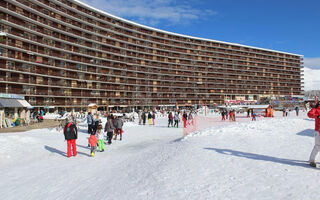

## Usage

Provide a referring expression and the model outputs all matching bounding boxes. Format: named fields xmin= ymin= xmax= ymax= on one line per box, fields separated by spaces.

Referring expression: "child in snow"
xmin=252 ymin=112 xmax=256 ymax=121
xmin=88 ymin=132 xmax=98 ymax=157
xmin=96 ymin=124 xmax=105 ymax=152
xmin=148 ymin=112 xmax=152 ymax=125
xmin=152 ymin=112 xmax=156 ymax=125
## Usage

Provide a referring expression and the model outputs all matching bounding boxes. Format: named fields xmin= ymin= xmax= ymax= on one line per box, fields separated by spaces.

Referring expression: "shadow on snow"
xmin=44 ymin=145 xmax=90 ymax=157
xmin=296 ymin=129 xmax=315 ymax=137
xmin=204 ymin=147 xmax=316 ymax=169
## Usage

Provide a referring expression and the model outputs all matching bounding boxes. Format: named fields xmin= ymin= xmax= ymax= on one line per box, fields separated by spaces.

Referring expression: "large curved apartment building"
xmin=0 ymin=0 xmax=303 ymax=110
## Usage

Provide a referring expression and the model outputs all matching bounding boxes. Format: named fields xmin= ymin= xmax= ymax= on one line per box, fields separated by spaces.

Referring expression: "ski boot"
xmin=310 ymin=162 xmax=316 ymax=168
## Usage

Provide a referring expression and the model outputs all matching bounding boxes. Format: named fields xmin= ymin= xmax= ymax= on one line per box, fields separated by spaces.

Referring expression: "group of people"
xmin=87 ymin=113 xmax=124 ymax=157
xmin=138 ymin=111 xmax=156 ymax=125
xmin=282 ymin=107 xmax=300 ymax=117
xmin=62 ymin=112 xmax=125 ymax=158
xmin=31 ymin=110 xmax=44 ymax=122
xmin=221 ymin=110 xmax=236 ymax=121
xmin=168 ymin=111 xmax=194 ymax=128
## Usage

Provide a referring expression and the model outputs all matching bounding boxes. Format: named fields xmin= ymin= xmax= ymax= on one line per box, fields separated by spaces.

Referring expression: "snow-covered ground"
xmin=0 ymin=111 xmax=319 ymax=200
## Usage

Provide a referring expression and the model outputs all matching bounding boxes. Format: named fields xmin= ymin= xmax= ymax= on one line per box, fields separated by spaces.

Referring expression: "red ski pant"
xmin=183 ymin=119 xmax=187 ymax=128
xmin=67 ymin=139 xmax=77 ymax=157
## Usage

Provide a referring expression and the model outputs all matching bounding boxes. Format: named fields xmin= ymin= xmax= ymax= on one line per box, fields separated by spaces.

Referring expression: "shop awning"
xmin=0 ymin=98 xmax=24 ymax=108
xmin=17 ymin=99 xmax=33 ymax=108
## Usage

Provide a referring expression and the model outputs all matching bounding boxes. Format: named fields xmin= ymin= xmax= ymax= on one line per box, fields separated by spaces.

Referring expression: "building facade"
xmin=0 ymin=0 xmax=303 ymax=110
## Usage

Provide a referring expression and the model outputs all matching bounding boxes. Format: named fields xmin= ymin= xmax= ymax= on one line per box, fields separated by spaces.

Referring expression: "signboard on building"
xmin=0 ymin=93 xmax=24 ymax=99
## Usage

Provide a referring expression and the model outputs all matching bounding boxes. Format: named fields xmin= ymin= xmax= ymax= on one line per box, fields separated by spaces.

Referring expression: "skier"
xmin=104 ymin=116 xmax=115 ymax=144
xmin=63 ymin=119 xmax=78 ymax=158
xmin=308 ymin=103 xmax=320 ymax=167
xmin=88 ymin=132 xmax=98 ymax=157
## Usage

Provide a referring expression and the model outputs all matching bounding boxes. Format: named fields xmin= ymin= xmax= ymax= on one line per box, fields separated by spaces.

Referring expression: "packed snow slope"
xmin=1 ymin=111 xmax=320 ymax=200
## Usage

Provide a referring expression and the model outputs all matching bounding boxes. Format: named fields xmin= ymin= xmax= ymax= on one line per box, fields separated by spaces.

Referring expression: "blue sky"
xmin=80 ymin=0 xmax=320 ymax=69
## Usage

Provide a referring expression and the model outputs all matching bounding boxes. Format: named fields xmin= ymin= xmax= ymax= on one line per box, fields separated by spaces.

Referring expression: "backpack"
xmin=64 ymin=123 xmax=77 ymax=140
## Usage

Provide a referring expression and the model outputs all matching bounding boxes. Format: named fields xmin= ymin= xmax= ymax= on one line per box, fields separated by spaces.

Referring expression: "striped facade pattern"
xmin=0 ymin=0 xmax=303 ymax=109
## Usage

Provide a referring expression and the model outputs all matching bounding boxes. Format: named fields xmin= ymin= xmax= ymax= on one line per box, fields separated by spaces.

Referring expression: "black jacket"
xmin=64 ymin=123 xmax=78 ymax=140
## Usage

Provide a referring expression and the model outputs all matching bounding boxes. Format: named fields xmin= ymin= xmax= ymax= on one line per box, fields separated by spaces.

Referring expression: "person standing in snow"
xmin=88 ymin=132 xmax=98 ymax=157
xmin=152 ymin=111 xmax=156 ymax=125
xmin=229 ymin=110 xmax=233 ymax=121
xmin=142 ymin=111 xmax=146 ymax=125
xmin=87 ymin=112 xmax=94 ymax=134
xmin=113 ymin=116 xmax=124 ymax=141
xmin=295 ymin=107 xmax=299 ymax=116
xmin=188 ymin=112 xmax=194 ymax=126
xmin=168 ymin=112 xmax=173 ymax=127
xmin=92 ymin=113 xmax=101 ymax=135
xmin=221 ymin=110 xmax=225 ymax=121
xmin=138 ymin=110 xmax=142 ymax=125
xmin=308 ymin=103 xmax=320 ymax=167
xmin=252 ymin=112 xmax=256 ymax=121
xmin=63 ymin=119 xmax=78 ymax=158
xmin=182 ymin=111 xmax=188 ymax=128
xmin=96 ymin=124 xmax=105 ymax=152
xmin=104 ymin=116 xmax=115 ymax=144
xmin=173 ymin=112 xmax=180 ymax=128
xmin=148 ymin=112 xmax=152 ymax=125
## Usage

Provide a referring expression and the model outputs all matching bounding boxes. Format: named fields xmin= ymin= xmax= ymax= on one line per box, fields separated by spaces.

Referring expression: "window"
xmin=7 ymin=61 xmax=14 ymax=69
xmin=0 ymin=48 xmax=4 ymax=56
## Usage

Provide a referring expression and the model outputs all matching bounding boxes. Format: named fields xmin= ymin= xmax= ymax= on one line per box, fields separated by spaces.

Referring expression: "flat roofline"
xmin=74 ymin=0 xmax=303 ymax=57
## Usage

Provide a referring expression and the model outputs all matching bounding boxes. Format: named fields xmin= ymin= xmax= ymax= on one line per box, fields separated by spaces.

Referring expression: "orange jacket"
xmin=88 ymin=135 xmax=98 ymax=146
xmin=308 ymin=107 xmax=320 ymax=131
